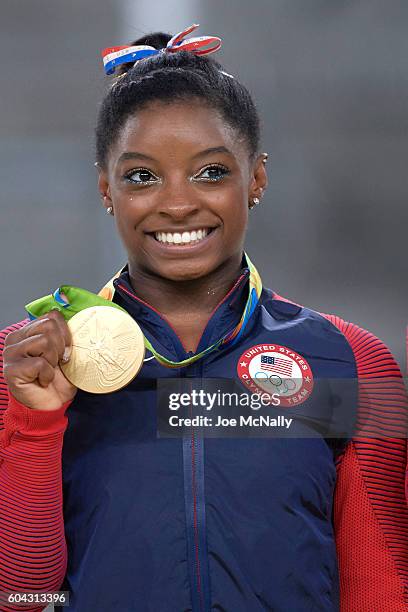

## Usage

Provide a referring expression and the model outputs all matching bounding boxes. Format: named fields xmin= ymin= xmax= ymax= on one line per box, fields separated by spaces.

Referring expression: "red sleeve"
xmin=323 ymin=315 xmax=408 ymax=612
xmin=0 ymin=321 xmax=70 ymax=612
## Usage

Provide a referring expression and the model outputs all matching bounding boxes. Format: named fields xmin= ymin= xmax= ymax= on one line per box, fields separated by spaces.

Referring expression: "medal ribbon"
xmin=25 ymin=252 xmax=262 ymax=369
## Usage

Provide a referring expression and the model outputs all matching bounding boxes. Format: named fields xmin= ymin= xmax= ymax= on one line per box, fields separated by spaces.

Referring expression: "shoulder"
xmin=320 ymin=313 xmax=402 ymax=377
xmin=263 ymin=288 xmax=402 ymax=377
xmin=264 ymin=290 xmax=407 ymax=445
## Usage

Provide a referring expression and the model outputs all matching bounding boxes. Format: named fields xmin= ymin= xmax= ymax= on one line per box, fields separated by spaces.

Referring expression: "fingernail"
xmin=62 ymin=346 xmax=72 ymax=362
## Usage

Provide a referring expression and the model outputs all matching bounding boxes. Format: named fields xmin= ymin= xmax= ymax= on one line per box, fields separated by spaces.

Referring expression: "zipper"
xmin=183 ymin=352 xmax=211 ymax=612
xmin=115 ymin=271 xmax=250 ymax=610
xmin=180 ymin=273 xmax=250 ymax=611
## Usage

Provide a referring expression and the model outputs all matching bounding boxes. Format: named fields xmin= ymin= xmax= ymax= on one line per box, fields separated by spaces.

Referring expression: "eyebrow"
xmin=118 ymin=152 xmax=156 ymax=163
xmin=191 ymin=146 xmax=233 ymax=159
xmin=117 ymin=146 xmax=233 ymax=165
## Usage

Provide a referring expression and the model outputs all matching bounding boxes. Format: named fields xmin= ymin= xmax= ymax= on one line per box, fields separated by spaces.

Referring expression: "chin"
xmin=156 ymin=259 xmax=214 ymax=282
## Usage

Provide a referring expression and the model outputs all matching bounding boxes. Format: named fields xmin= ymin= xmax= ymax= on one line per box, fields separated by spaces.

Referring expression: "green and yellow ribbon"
xmin=25 ymin=252 xmax=262 ymax=369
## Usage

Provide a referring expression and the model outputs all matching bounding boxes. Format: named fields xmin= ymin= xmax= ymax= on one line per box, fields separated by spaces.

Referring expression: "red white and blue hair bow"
xmin=101 ymin=23 xmax=222 ymax=76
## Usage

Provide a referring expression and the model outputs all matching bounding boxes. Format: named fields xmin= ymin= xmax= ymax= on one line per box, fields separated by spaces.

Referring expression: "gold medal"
xmin=60 ymin=306 xmax=145 ymax=393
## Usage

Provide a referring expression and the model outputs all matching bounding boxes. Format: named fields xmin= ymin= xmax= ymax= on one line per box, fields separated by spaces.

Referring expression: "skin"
xmin=98 ymin=100 xmax=268 ymax=350
xmin=3 ymin=310 xmax=76 ymax=410
xmin=3 ymin=99 xmax=268 ymax=410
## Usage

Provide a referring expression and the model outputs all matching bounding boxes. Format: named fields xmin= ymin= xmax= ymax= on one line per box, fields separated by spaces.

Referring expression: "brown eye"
xmin=125 ymin=168 xmax=160 ymax=184
xmin=194 ymin=164 xmax=230 ymax=182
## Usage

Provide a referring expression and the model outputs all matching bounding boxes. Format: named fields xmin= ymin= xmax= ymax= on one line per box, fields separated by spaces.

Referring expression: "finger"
xmin=37 ymin=359 xmax=56 ymax=388
xmin=26 ymin=334 xmax=60 ymax=368
xmin=46 ymin=310 xmax=73 ymax=359
xmin=5 ymin=357 xmax=55 ymax=388
xmin=4 ymin=333 xmax=61 ymax=369
xmin=5 ymin=312 xmax=71 ymax=354
xmin=23 ymin=317 xmax=66 ymax=359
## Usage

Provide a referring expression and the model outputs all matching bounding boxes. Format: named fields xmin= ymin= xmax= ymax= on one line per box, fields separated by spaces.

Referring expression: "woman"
xmin=0 ymin=24 xmax=407 ymax=612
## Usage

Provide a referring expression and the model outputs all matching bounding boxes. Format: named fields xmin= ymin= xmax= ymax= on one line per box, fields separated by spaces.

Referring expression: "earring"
xmin=106 ymin=206 xmax=113 ymax=215
xmin=249 ymin=197 xmax=260 ymax=210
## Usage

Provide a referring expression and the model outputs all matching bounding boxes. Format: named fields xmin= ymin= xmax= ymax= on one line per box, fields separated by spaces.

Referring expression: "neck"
xmin=127 ymin=255 xmax=245 ymax=318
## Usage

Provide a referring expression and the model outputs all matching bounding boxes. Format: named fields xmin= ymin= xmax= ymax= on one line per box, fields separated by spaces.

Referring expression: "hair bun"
xmin=97 ymin=27 xmax=260 ymax=168
xmin=132 ymin=32 xmax=172 ymax=49
xmin=117 ymin=31 xmax=172 ymax=75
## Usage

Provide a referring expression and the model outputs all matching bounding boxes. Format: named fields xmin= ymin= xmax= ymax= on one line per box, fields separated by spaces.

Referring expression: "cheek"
xmin=231 ymin=205 xmax=249 ymax=238
xmin=113 ymin=210 xmax=141 ymax=248
xmin=217 ymin=190 xmax=248 ymax=234
xmin=115 ymin=215 xmax=133 ymax=237
xmin=112 ymin=196 xmax=150 ymax=233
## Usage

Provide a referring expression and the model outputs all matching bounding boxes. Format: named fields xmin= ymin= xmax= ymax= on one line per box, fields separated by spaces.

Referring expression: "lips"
xmin=155 ymin=227 xmax=214 ymax=245
xmin=146 ymin=226 xmax=219 ymax=252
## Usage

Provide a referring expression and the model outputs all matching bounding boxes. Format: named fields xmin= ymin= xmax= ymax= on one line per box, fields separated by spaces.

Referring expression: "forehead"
xmin=110 ymin=100 xmax=246 ymax=163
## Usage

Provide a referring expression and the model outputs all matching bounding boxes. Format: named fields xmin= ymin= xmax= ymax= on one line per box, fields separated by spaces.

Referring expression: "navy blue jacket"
xmin=47 ymin=259 xmax=407 ymax=611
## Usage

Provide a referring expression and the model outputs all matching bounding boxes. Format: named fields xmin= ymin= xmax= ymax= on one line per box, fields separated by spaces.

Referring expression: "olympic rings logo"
xmin=254 ymin=371 xmax=297 ymax=395
xmin=237 ymin=345 xmax=314 ymax=407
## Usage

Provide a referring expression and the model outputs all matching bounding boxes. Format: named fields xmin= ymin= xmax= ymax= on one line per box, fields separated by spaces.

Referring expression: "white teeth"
xmin=154 ymin=227 xmax=212 ymax=244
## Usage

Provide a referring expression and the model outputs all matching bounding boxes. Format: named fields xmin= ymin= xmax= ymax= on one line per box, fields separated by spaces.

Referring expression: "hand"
xmin=3 ymin=310 xmax=77 ymax=411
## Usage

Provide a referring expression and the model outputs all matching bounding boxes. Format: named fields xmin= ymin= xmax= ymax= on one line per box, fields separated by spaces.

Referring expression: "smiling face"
xmin=98 ymin=100 xmax=267 ymax=282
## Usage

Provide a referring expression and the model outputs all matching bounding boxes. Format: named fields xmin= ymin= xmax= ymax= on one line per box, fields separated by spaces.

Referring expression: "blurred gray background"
xmin=1 ymin=0 xmax=407 ymax=373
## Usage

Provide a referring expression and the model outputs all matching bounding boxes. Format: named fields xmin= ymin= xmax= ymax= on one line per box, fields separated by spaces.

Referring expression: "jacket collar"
xmin=112 ymin=254 xmax=251 ymax=358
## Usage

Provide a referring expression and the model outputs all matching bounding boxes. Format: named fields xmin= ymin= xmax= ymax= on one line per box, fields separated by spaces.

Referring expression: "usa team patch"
xmin=237 ymin=343 xmax=314 ymax=407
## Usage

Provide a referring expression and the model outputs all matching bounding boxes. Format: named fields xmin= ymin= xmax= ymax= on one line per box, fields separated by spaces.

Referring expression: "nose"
xmin=156 ymin=176 xmax=200 ymax=221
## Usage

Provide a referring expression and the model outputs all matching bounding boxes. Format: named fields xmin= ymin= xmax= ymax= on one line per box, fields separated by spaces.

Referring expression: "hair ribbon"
xmin=101 ymin=23 xmax=222 ymax=75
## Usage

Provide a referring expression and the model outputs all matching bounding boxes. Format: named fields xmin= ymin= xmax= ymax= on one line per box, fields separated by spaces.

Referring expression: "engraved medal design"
xmin=60 ymin=306 xmax=145 ymax=393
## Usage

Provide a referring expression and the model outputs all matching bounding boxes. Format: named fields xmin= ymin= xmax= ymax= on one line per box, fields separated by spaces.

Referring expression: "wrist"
xmin=3 ymin=394 xmax=72 ymax=439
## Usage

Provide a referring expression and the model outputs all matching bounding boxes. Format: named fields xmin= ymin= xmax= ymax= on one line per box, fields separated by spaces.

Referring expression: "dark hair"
xmin=95 ymin=32 xmax=260 ymax=168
